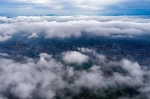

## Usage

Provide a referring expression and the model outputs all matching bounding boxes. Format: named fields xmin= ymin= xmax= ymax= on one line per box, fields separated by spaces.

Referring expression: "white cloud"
xmin=120 ymin=59 xmax=143 ymax=77
xmin=0 ymin=16 xmax=150 ymax=41
xmin=16 ymin=0 xmax=51 ymax=4
xmin=77 ymin=47 xmax=93 ymax=53
xmin=0 ymin=35 xmax=12 ymax=42
xmin=0 ymin=16 xmax=149 ymax=41
xmin=0 ymin=51 xmax=149 ymax=98
xmin=62 ymin=51 xmax=89 ymax=65
xmin=28 ymin=32 xmax=39 ymax=38
xmin=0 ymin=53 xmax=66 ymax=99
xmin=14 ymin=0 xmax=127 ymax=10
xmin=78 ymin=47 xmax=107 ymax=64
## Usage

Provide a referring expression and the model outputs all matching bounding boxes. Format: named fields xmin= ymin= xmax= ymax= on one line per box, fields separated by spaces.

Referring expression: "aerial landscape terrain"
xmin=0 ymin=0 xmax=150 ymax=99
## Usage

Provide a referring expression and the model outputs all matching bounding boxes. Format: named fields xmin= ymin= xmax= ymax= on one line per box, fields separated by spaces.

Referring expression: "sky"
xmin=0 ymin=0 xmax=150 ymax=16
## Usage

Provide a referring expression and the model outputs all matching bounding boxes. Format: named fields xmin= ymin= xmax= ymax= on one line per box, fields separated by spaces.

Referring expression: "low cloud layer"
xmin=0 ymin=16 xmax=150 ymax=42
xmin=0 ymin=48 xmax=150 ymax=99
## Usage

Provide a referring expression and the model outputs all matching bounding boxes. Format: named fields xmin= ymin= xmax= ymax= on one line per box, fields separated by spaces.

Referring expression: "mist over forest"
xmin=0 ymin=16 xmax=150 ymax=99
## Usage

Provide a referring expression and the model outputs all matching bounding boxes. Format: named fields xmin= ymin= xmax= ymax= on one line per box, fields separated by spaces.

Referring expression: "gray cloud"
xmin=0 ymin=48 xmax=149 ymax=99
xmin=0 ymin=16 xmax=150 ymax=42
xmin=0 ymin=53 xmax=66 ymax=99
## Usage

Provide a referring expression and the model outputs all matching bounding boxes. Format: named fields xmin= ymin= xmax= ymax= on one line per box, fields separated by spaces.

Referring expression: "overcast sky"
xmin=0 ymin=0 xmax=150 ymax=16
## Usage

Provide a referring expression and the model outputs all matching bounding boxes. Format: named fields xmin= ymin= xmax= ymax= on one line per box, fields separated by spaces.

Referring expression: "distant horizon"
xmin=1 ymin=14 xmax=150 ymax=17
xmin=1 ymin=0 xmax=150 ymax=16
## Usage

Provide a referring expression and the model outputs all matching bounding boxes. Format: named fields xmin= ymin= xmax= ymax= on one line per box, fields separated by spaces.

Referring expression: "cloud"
xmin=13 ymin=0 xmax=127 ymax=10
xmin=62 ymin=51 xmax=89 ymax=65
xmin=0 ymin=53 xmax=66 ymax=99
xmin=0 ymin=49 xmax=150 ymax=99
xmin=120 ymin=59 xmax=143 ymax=77
xmin=77 ymin=47 xmax=93 ymax=53
xmin=0 ymin=53 xmax=9 ymax=57
xmin=0 ymin=16 xmax=150 ymax=42
xmin=17 ymin=0 xmax=50 ymax=4
xmin=28 ymin=32 xmax=39 ymax=38
xmin=77 ymin=47 xmax=106 ymax=64
xmin=112 ymin=35 xmax=134 ymax=38
xmin=0 ymin=35 xmax=12 ymax=42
